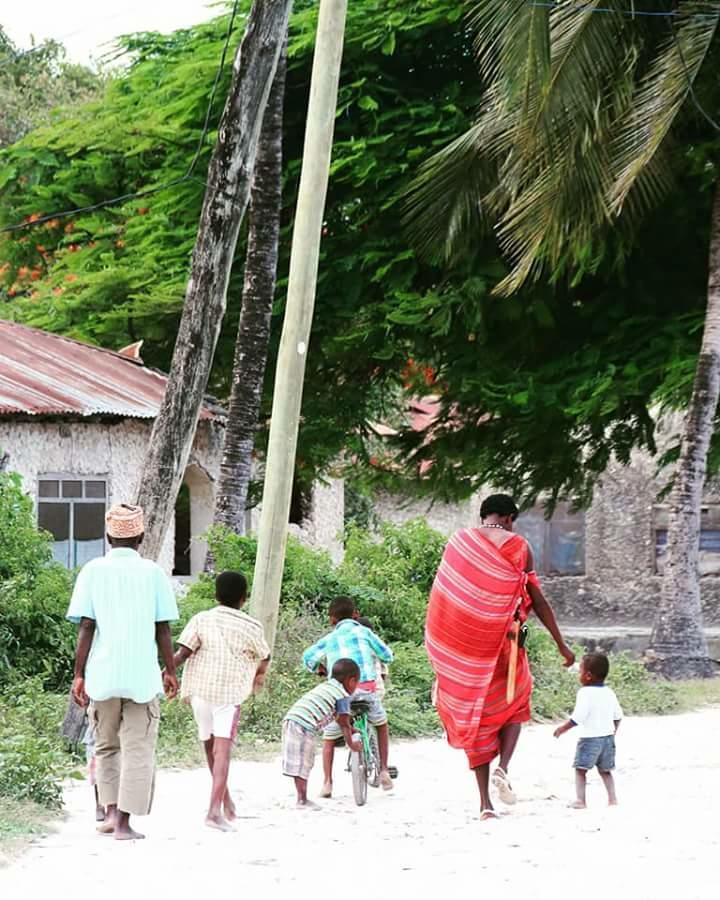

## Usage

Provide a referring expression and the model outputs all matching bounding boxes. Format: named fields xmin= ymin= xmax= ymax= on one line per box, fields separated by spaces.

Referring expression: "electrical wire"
xmin=668 ymin=15 xmax=720 ymax=133
xmin=0 ymin=0 xmax=242 ymax=235
xmin=529 ymin=2 xmax=720 ymax=131
xmin=0 ymin=3 xmax=152 ymax=72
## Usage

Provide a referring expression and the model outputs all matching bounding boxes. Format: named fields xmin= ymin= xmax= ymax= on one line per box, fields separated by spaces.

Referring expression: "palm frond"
xmin=609 ymin=2 xmax=720 ymax=214
xmin=401 ymin=118 xmax=495 ymax=264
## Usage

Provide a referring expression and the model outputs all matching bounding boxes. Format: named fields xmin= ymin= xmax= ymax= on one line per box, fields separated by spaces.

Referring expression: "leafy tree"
xmin=404 ymin=1 xmax=720 ymax=677
xmin=0 ymin=26 xmax=101 ymax=147
xmin=0 ymin=0 xmax=719 ymax=538
xmin=0 ymin=0 xmax=475 ymax=477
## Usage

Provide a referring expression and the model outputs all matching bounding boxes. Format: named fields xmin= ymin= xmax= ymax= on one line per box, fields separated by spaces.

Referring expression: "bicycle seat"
xmin=350 ymin=700 xmax=371 ymax=714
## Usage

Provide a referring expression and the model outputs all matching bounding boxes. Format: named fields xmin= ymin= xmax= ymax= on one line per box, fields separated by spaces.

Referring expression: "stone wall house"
xmin=0 ymin=321 xmax=344 ymax=576
xmin=0 ymin=321 xmax=226 ymax=575
xmin=372 ymin=451 xmax=720 ymax=628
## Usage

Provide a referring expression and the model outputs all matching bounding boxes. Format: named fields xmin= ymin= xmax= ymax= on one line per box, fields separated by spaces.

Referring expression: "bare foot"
xmin=114 ymin=826 xmax=146 ymax=841
xmin=205 ymin=814 xmax=234 ymax=832
xmin=97 ymin=819 xmax=115 ymax=836
xmin=380 ymin=769 xmax=394 ymax=791
xmin=224 ymin=798 xmax=237 ymax=822
xmin=297 ymin=799 xmax=321 ymax=811
xmin=568 ymin=801 xmax=587 ymax=810
xmin=320 ymin=782 xmax=332 ymax=799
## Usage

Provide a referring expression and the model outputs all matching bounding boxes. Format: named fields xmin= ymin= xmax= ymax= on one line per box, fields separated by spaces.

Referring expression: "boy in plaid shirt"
xmin=170 ymin=571 xmax=270 ymax=832
xmin=303 ymin=596 xmax=394 ymax=798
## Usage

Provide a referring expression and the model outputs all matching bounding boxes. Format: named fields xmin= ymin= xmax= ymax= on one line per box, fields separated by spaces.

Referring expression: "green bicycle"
xmin=345 ymin=700 xmax=397 ymax=806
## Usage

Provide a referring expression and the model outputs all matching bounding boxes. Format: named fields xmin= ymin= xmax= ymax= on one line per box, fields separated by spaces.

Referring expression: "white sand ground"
xmin=2 ymin=708 xmax=718 ymax=899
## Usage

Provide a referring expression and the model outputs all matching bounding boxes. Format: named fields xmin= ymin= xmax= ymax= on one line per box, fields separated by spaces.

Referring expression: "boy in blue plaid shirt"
xmin=303 ymin=596 xmax=394 ymax=798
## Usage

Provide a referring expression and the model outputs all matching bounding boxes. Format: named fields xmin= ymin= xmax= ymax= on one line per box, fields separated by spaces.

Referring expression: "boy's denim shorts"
xmin=323 ymin=689 xmax=387 ymax=741
xmin=573 ymin=735 xmax=616 ymax=771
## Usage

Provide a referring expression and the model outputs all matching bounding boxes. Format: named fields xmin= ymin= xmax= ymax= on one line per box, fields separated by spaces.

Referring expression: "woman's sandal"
xmin=492 ymin=766 xmax=517 ymax=805
xmin=480 ymin=808 xmax=500 ymax=821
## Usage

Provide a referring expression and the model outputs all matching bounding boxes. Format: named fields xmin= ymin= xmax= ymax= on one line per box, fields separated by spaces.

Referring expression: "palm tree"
xmin=213 ymin=48 xmax=288 ymax=535
xmin=405 ymin=0 xmax=720 ymax=677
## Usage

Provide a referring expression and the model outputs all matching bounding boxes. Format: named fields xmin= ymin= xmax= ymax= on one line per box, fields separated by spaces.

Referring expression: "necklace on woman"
xmin=481 ymin=524 xmax=506 ymax=530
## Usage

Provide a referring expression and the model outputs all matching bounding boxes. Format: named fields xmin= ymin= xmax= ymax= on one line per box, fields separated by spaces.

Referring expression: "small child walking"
xmin=170 ymin=571 xmax=270 ymax=832
xmin=554 ymin=652 xmax=623 ymax=809
xmin=282 ymin=658 xmax=361 ymax=808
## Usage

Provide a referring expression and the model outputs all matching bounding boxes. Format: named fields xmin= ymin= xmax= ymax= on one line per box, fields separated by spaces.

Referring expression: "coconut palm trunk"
xmin=213 ymin=48 xmax=288 ymax=534
xmin=648 ymin=184 xmax=720 ymax=678
xmin=135 ymin=0 xmax=293 ymax=560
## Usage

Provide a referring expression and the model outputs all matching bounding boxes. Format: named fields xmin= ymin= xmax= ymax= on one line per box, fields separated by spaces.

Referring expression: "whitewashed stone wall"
xmin=249 ymin=476 xmax=345 ymax=563
xmin=0 ymin=417 xmax=223 ymax=574
xmin=371 ymin=456 xmax=720 ymax=626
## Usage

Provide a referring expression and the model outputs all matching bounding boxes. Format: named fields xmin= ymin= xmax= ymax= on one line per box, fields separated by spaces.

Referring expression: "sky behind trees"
xmin=2 ymin=0 xmax=217 ymax=64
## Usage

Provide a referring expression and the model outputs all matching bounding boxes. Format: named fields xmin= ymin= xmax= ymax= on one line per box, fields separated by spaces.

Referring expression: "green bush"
xmin=339 ymin=519 xmax=446 ymax=643
xmin=194 ymin=527 xmax=345 ymax=618
xmin=194 ymin=519 xmax=446 ymax=647
xmin=527 ymin=624 xmax=679 ymax=719
xmin=384 ymin=642 xmax=439 ymax=737
xmin=0 ymin=677 xmax=71 ymax=808
xmin=0 ymin=473 xmax=75 ymax=689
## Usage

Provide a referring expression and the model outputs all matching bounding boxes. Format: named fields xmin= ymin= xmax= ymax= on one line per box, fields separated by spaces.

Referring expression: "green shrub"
xmin=339 ymin=519 xmax=445 ymax=643
xmin=0 ymin=473 xmax=75 ymax=689
xmin=0 ymin=677 xmax=71 ymax=808
xmin=384 ymin=642 xmax=440 ymax=737
xmin=194 ymin=527 xmax=345 ymax=618
xmin=527 ymin=624 xmax=679 ymax=719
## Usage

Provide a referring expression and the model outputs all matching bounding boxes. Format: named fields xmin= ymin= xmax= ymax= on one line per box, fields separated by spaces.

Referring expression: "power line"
xmin=527 ymin=2 xmax=720 ymax=133
xmin=668 ymin=16 xmax=720 ymax=133
xmin=0 ymin=0 xmax=242 ymax=235
xmin=0 ymin=1 xmax=158 ymax=71
xmin=527 ymin=1 xmax=720 ymax=19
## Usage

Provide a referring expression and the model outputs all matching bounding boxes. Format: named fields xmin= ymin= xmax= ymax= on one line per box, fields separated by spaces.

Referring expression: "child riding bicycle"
xmin=302 ymin=597 xmax=394 ymax=798
xmin=282 ymin=658 xmax=361 ymax=808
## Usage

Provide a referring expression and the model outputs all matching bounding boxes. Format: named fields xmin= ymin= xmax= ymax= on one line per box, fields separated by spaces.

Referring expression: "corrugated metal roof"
xmin=0 ymin=320 xmax=218 ymax=420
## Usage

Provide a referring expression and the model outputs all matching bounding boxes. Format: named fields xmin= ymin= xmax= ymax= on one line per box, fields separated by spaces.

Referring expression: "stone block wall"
xmin=371 ymin=450 xmax=720 ymax=627
xmin=0 ymin=416 xmax=223 ymax=574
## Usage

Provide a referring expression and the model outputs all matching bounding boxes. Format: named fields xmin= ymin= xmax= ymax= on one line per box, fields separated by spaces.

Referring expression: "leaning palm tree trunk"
xmin=648 ymin=185 xmax=720 ymax=678
xmin=213 ymin=49 xmax=288 ymax=534
xmin=136 ymin=0 xmax=293 ymax=559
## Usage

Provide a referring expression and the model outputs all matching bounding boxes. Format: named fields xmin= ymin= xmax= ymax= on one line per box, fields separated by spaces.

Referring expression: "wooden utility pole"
xmin=250 ymin=0 xmax=348 ymax=648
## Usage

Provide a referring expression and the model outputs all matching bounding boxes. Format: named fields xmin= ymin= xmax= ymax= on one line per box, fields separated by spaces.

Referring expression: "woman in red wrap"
xmin=426 ymin=494 xmax=575 ymax=819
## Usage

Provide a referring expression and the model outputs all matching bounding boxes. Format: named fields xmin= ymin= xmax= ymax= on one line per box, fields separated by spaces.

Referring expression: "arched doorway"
xmin=174 ymin=464 xmax=214 ymax=576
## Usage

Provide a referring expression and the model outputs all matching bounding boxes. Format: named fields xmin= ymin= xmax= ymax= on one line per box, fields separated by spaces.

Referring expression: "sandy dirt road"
xmin=2 ymin=708 xmax=718 ymax=899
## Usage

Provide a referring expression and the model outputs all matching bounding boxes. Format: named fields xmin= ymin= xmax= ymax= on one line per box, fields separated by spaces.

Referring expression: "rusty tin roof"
xmin=0 ymin=320 xmax=217 ymax=420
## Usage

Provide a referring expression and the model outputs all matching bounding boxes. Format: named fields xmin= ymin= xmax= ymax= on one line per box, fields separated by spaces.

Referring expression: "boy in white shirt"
xmin=554 ymin=652 xmax=623 ymax=808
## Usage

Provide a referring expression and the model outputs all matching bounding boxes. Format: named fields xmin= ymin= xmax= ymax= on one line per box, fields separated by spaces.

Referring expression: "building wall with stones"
xmin=371 ymin=455 xmax=720 ymax=627
xmin=0 ymin=417 xmax=224 ymax=574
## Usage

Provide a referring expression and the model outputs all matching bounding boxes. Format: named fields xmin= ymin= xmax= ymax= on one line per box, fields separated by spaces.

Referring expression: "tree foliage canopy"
xmin=0 ymin=1 xmax=718 ymax=507
xmin=0 ymin=26 xmax=102 ymax=148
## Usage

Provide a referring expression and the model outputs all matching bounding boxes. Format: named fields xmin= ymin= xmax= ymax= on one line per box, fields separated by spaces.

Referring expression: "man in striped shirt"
xmin=282 ymin=658 xmax=361 ymax=808
xmin=302 ymin=597 xmax=394 ymax=797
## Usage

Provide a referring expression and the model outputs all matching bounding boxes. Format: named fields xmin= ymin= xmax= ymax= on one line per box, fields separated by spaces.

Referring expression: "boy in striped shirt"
xmin=303 ymin=597 xmax=394 ymax=797
xmin=282 ymin=658 xmax=361 ymax=808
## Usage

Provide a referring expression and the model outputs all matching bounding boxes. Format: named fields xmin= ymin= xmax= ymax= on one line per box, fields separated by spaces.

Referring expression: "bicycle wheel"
xmin=367 ymin=726 xmax=381 ymax=788
xmin=350 ymin=749 xmax=368 ymax=806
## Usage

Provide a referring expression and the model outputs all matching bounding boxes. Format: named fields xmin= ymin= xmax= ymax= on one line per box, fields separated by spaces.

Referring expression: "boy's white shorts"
xmin=190 ymin=697 xmax=240 ymax=742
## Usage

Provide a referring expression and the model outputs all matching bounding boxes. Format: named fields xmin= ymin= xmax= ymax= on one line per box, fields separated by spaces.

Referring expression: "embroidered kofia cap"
xmin=106 ymin=503 xmax=144 ymax=539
